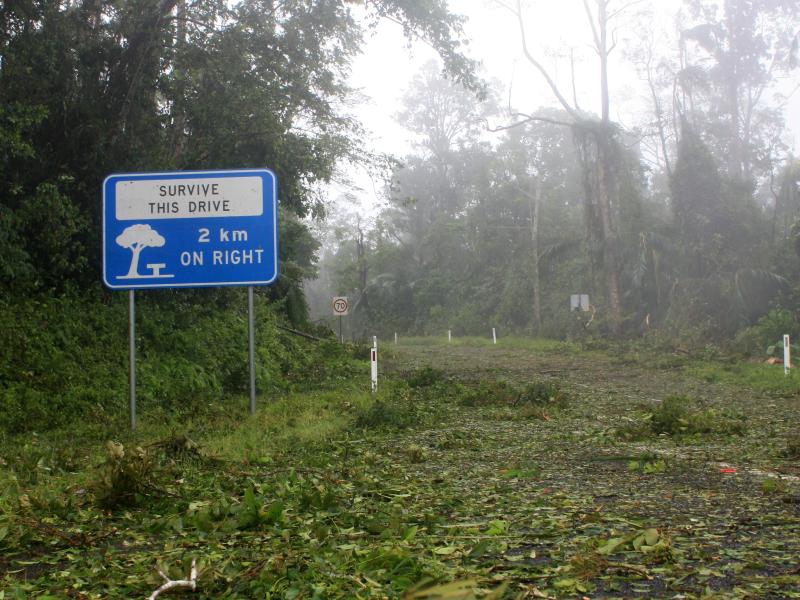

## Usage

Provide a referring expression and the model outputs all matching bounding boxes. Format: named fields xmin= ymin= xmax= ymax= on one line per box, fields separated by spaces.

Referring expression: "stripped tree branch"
xmin=148 ymin=558 xmax=197 ymax=600
xmin=514 ymin=0 xmax=580 ymax=120
xmin=486 ymin=112 xmax=575 ymax=133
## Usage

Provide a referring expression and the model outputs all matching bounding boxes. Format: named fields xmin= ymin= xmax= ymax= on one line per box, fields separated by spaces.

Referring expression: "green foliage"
xmin=408 ymin=366 xmax=447 ymax=388
xmin=780 ymin=435 xmax=800 ymax=459
xmin=1 ymin=339 xmax=800 ymax=598
xmin=91 ymin=442 xmax=158 ymax=509
xmin=596 ymin=527 xmax=680 ymax=564
xmin=735 ymin=309 xmax=798 ymax=356
xmin=516 ymin=379 xmax=568 ymax=408
xmin=761 ymin=478 xmax=788 ymax=495
xmin=405 ymin=444 xmax=428 ymax=463
xmin=353 ymin=385 xmax=422 ymax=430
xmin=649 ymin=395 xmax=745 ymax=437
xmin=500 ymin=462 xmax=540 ymax=479
xmin=627 ymin=452 xmax=667 ymax=474
xmin=0 ymin=289 xmax=359 ymax=434
xmin=458 ymin=378 xmax=517 ymax=407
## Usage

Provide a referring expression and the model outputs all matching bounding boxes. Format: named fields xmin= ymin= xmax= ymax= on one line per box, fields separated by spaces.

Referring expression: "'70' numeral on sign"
xmin=198 ymin=228 xmax=248 ymax=243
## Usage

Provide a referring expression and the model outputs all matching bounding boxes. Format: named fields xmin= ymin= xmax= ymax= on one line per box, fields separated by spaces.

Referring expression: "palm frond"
xmin=538 ymin=239 xmax=582 ymax=264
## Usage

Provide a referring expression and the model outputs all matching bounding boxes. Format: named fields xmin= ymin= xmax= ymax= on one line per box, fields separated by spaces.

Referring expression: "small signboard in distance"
xmin=332 ymin=296 xmax=349 ymax=316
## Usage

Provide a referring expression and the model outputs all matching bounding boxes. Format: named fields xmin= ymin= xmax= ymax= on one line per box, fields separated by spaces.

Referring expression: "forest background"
xmin=309 ymin=0 xmax=800 ymax=349
xmin=1 ymin=0 xmax=800 ymax=433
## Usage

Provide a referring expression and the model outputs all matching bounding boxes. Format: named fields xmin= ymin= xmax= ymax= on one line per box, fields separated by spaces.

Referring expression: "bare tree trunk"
xmin=584 ymin=0 xmax=622 ymax=327
xmin=643 ymin=41 xmax=672 ymax=176
xmin=598 ymin=1 xmax=610 ymax=123
xmin=512 ymin=0 xmax=628 ymax=329
xmin=529 ymin=179 xmax=542 ymax=334
xmin=356 ymin=217 xmax=367 ymax=292
xmin=173 ymin=0 xmax=187 ymax=163
xmin=597 ymin=134 xmax=622 ymax=324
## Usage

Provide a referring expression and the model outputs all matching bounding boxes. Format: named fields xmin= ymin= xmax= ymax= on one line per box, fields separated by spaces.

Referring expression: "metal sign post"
xmin=129 ymin=290 xmax=137 ymax=430
xmin=332 ymin=297 xmax=349 ymax=343
xmin=248 ymin=287 xmax=256 ymax=414
xmin=103 ymin=169 xmax=279 ymax=427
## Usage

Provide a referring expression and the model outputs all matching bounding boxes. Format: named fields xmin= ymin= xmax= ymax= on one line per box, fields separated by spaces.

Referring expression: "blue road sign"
xmin=103 ymin=169 xmax=278 ymax=289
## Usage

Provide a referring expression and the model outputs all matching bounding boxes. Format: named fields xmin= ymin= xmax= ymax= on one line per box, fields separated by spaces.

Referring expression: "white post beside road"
xmin=784 ymin=334 xmax=791 ymax=376
xmin=448 ymin=330 xmax=452 ymax=342
xmin=370 ymin=337 xmax=378 ymax=392
xmin=492 ymin=327 xmax=497 ymax=345
xmin=394 ymin=332 xmax=398 ymax=344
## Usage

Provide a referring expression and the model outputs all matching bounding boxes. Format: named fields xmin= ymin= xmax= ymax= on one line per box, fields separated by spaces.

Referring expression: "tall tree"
xmin=0 ymin=0 xmax=479 ymax=298
xmin=678 ymin=0 xmax=798 ymax=182
xmin=504 ymin=0 xmax=643 ymax=329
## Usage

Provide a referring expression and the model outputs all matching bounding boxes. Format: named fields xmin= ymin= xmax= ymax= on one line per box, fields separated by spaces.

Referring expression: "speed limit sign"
xmin=332 ymin=296 xmax=349 ymax=316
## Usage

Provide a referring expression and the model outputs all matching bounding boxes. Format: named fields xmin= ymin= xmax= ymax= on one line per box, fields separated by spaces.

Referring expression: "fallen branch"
xmin=148 ymin=558 xmax=197 ymax=600
xmin=18 ymin=516 xmax=89 ymax=547
xmin=276 ymin=324 xmax=328 ymax=342
xmin=606 ymin=561 xmax=651 ymax=578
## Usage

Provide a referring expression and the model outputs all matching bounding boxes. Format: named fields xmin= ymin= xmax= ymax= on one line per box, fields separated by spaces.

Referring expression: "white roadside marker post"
xmin=784 ymin=334 xmax=791 ymax=376
xmin=492 ymin=327 xmax=497 ymax=345
xmin=395 ymin=332 xmax=398 ymax=344
xmin=371 ymin=337 xmax=378 ymax=392
xmin=448 ymin=330 xmax=452 ymax=342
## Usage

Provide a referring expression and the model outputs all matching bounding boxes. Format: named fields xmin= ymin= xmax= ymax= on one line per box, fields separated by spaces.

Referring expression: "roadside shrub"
xmin=459 ymin=378 xmax=517 ymax=407
xmin=405 ymin=444 xmax=427 ymax=463
xmin=613 ymin=420 xmax=652 ymax=442
xmin=1 ymin=290 xmax=359 ymax=435
xmin=0 ymin=384 xmax=54 ymax=434
xmin=734 ymin=309 xmax=797 ymax=357
xmin=516 ymin=380 xmax=568 ymax=408
xmin=517 ymin=404 xmax=552 ymax=421
xmin=649 ymin=395 xmax=745 ymax=436
xmin=780 ymin=435 xmax=800 ymax=459
xmin=353 ymin=386 xmax=421 ymax=430
xmin=407 ymin=366 xmax=446 ymax=388
xmin=650 ymin=395 xmax=694 ymax=435
xmin=91 ymin=442 xmax=159 ymax=509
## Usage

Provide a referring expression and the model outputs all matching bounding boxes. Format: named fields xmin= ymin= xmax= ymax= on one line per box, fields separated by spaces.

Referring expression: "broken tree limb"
xmin=148 ymin=558 xmax=197 ymax=599
xmin=276 ymin=324 xmax=328 ymax=342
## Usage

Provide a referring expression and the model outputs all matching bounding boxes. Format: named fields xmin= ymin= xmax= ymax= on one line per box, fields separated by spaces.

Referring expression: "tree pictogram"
xmin=116 ymin=224 xmax=166 ymax=278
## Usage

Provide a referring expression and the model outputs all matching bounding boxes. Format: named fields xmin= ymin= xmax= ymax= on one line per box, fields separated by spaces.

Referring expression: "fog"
xmin=308 ymin=0 xmax=800 ymax=346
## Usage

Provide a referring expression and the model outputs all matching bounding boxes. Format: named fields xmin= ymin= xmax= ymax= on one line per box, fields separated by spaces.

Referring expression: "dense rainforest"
xmin=310 ymin=1 xmax=800 ymax=352
xmin=0 ymin=0 xmax=478 ymax=432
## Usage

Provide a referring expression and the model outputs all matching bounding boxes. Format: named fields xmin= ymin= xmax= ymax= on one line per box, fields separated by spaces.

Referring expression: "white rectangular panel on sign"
xmin=115 ymin=176 xmax=264 ymax=220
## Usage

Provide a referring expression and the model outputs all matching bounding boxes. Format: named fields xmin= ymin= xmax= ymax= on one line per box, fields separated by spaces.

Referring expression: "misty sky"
xmin=340 ymin=0 xmax=800 ymax=208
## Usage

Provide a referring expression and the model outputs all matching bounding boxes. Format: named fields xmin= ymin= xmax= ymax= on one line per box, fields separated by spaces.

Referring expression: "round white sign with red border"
xmin=332 ymin=296 xmax=349 ymax=316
